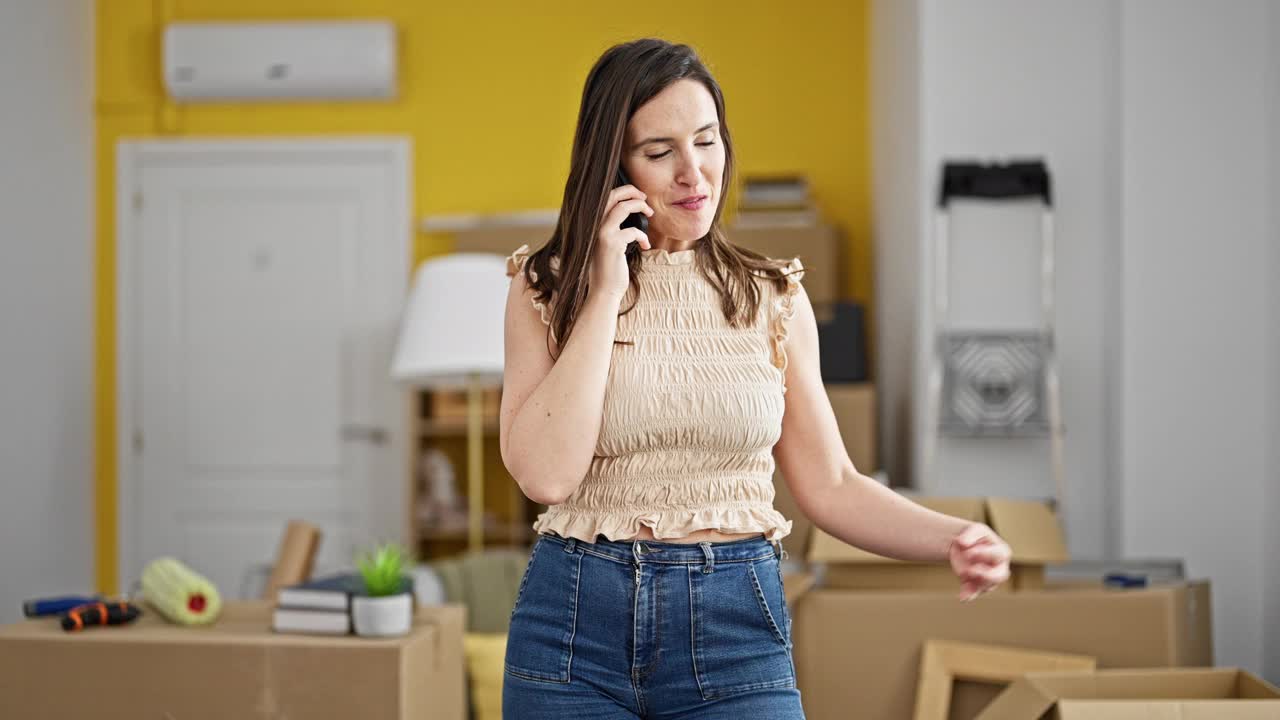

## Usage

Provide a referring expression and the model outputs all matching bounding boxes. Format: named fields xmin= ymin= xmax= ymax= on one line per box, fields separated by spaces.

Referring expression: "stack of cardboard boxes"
xmin=773 ymin=474 xmax=1280 ymax=719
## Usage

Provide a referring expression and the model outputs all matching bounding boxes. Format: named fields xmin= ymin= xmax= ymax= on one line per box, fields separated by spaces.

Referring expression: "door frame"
xmin=114 ymin=138 xmax=412 ymax=593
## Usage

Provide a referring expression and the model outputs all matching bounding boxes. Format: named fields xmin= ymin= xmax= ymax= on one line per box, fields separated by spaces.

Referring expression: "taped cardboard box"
xmin=807 ymin=497 xmax=1069 ymax=592
xmin=793 ymin=581 xmax=1213 ymax=720
xmin=976 ymin=667 xmax=1280 ymax=719
xmin=0 ymin=601 xmax=466 ymax=719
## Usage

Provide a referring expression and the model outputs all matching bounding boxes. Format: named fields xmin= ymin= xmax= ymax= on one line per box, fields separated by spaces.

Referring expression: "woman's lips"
xmin=674 ymin=196 xmax=707 ymax=211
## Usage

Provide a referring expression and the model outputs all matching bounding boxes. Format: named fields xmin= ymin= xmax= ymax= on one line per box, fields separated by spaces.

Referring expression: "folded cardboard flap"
xmin=975 ymin=668 xmax=1280 ymax=720
xmin=1240 ymin=672 xmax=1280 ymax=699
xmin=983 ymin=499 xmax=1068 ymax=564
xmin=807 ymin=496 xmax=1068 ymax=592
xmin=912 ymin=640 xmax=1097 ymax=720
xmin=1031 ymin=668 xmax=1280 ymax=700
xmin=1058 ymin=702 xmax=1280 ymax=720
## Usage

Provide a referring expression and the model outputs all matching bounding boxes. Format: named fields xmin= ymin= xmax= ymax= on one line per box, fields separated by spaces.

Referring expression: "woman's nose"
xmin=674 ymin=155 xmax=701 ymax=186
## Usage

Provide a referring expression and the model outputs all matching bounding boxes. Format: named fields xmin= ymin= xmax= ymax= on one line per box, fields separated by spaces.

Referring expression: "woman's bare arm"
xmin=499 ymin=272 xmax=624 ymax=505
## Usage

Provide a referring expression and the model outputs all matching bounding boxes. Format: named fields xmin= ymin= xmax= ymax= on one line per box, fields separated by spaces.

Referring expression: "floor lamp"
xmin=391 ymin=253 xmax=507 ymax=554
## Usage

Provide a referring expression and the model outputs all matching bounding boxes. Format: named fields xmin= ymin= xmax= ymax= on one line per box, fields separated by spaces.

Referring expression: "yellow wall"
xmin=95 ymin=0 xmax=871 ymax=592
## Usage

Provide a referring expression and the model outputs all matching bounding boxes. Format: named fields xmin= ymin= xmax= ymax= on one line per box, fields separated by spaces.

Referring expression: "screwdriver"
xmin=61 ymin=602 xmax=142 ymax=632
xmin=23 ymin=595 xmax=104 ymax=618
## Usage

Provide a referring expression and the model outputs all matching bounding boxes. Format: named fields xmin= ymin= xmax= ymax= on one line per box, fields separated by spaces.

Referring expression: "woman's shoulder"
xmin=743 ymin=253 xmax=805 ymax=288
xmin=505 ymin=243 xmax=562 ymax=281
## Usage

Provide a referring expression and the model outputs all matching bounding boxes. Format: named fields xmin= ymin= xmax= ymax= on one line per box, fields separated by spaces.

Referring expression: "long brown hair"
xmin=518 ymin=38 xmax=798 ymax=357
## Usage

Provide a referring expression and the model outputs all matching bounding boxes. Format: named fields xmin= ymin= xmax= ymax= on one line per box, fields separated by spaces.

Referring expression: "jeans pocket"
xmin=773 ymin=558 xmax=794 ymax=645
xmin=688 ymin=559 xmax=796 ymax=700
xmin=509 ymin=537 xmax=542 ymax=622
xmin=504 ymin=539 xmax=581 ymax=684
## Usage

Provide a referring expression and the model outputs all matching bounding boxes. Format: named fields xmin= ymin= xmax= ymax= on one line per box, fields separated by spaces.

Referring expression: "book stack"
xmin=271 ymin=573 xmax=361 ymax=635
xmin=732 ymin=175 xmax=819 ymax=228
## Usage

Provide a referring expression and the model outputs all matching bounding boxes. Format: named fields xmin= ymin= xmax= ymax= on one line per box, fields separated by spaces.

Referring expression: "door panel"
xmin=123 ymin=142 xmax=408 ymax=597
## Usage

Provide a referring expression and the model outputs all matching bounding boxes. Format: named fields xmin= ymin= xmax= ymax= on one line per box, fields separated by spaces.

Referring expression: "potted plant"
xmin=350 ymin=543 xmax=414 ymax=637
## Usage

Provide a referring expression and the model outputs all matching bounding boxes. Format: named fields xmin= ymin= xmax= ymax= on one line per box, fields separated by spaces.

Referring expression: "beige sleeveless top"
xmin=505 ymin=243 xmax=804 ymax=542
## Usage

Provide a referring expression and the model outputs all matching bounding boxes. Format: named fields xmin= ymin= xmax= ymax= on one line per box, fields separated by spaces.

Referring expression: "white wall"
xmin=1119 ymin=0 xmax=1272 ymax=675
xmin=871 ymin=0 xmax=921 ymax=489
xmin=898 ymin=0 xmax=1120 ymax=560
xmin=876 ymin=0 xmax=1278 ymax=679
xmin=1263 ymin=1 xmax=1280 ymax=685
xmin=0 ymin=1 xmax=95 ymax=623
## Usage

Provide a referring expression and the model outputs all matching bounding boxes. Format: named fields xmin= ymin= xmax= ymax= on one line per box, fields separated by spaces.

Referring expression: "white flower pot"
xmin=351 ymin=592 xmax=413 ymax=637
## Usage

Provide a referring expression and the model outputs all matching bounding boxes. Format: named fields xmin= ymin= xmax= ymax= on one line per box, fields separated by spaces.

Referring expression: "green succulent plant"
xmin=355 ymin=542 xmax=410 ymax=597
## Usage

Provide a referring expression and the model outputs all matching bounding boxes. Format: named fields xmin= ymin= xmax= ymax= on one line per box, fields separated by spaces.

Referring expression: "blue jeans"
xmin=503 ymin=533 xmax=805 ymax=719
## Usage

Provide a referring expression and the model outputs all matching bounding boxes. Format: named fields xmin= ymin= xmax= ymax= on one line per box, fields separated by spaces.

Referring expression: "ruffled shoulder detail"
xmin=770 ymin=257 xmax=805 ymax=386
xmin=505 ymin=243 xmax=557 ymax=332
xmin=505 ymin=243 xmax=533 ymax=279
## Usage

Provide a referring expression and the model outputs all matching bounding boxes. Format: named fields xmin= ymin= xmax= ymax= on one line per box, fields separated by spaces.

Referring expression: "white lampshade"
xmin=391 ymin=253 xmax=508 ymax=388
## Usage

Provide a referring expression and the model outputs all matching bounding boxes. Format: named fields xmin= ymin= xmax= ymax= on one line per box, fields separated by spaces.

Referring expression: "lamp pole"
xmin=467 ymin=372 xmax=486 ymax=554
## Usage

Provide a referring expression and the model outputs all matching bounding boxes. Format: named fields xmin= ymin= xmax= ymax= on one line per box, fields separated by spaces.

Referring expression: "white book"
xmin=272 ymin=607 xmax=351 ymax=635
xmin=276 ymin=573 xmax=359 ymax=611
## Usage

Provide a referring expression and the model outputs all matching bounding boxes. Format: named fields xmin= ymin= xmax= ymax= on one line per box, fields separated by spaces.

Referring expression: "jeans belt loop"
xmin=773 ymin=538 xmax=789 ymax=561
xmin=699 ymin=541 xmax=715 ymax=574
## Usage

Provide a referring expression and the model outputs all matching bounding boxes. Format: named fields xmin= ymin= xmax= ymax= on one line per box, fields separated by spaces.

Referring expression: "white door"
xmin=116 ymin=140 xmax=411 ymax=598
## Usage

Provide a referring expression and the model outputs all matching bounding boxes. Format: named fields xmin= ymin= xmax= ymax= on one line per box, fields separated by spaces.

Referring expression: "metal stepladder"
xmin=922 ymin=160 xmax=1067 ymax=518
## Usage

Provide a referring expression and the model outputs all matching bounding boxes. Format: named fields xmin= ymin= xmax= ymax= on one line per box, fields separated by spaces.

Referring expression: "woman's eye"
xmin=646 ymin=142 xmax=715 ymax=161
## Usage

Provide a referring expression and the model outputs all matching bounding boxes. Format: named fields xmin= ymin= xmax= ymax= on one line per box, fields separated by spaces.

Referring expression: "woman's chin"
xmin=655 ymin=221 xmax=713 ymax=244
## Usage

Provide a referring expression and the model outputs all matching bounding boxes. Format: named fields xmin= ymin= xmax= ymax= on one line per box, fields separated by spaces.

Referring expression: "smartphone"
xmin=616 ymin=168 xmax=649 ymax=236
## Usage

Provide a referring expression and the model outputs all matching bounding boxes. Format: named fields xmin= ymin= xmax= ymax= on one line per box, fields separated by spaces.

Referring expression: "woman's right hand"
xmin=591 ymin=184 xmax=652 ymax=300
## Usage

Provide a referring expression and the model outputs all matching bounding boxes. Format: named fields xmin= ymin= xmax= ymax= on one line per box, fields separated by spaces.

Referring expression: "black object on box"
xmin=817 ymin=302 xmax=868 ymax=382
xmin=60 ymin=602 xmax=142 ymax=632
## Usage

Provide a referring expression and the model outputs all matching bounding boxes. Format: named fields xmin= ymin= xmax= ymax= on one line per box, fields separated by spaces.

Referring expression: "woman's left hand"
xmin=948 ymin=522 xmax=1012 ymax=601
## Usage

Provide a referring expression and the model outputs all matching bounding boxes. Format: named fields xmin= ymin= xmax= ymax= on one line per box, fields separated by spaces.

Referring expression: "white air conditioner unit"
xmin=162 ymin=20 xmax=397 ymax=101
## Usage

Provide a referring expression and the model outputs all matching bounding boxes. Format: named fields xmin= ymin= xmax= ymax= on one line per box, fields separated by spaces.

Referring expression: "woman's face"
xmin=622 ymin=79 xmax=725 ymax=247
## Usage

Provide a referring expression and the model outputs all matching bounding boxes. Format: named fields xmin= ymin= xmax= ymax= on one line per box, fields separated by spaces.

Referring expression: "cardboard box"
xmin=773 ymin=382 xmax=877 ymax=556
xmin=0 ymin=601 xmax=466 ymax=719
xmin=976 ymin=667 xmax=1280 ymax=719
xmin=825 ymin=383 xmax=878 ymax=473
xmin=450 ymin=224 xmax=554 ymax=257
xmin=726 ymin=223 xmax=842 ymax=304
xmin=807 ymin=497 xmax=1068 ymax=592
xmin=793 ymin=582 xmax=1213 ymax=720
xmin=782 ymin=571 xmax=816 ymax=606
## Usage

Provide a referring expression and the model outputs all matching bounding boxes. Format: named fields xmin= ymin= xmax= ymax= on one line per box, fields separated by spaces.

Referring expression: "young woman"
xmin=498 ymin=38 xmax=1012 ymax=719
